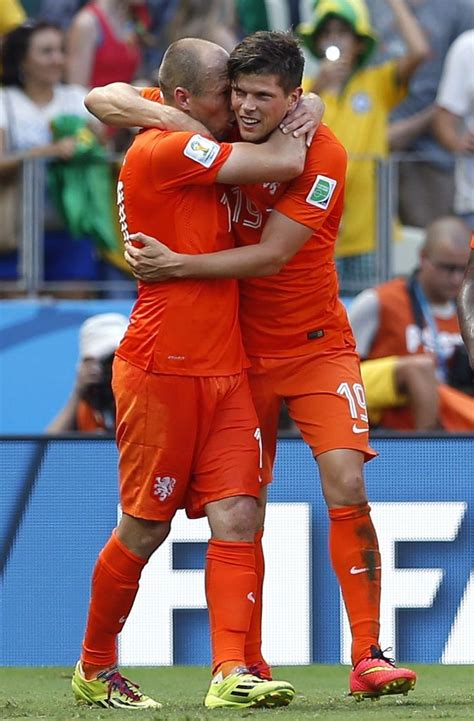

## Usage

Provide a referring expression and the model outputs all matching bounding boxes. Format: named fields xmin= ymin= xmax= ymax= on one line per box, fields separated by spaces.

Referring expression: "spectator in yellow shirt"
xmin=298 ymin=0 xmax=429 ymax=294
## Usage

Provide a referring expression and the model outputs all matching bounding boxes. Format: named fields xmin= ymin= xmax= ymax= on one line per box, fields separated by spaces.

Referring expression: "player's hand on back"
xmin=125 ymin=233 xmax=183 ymax=281
xmin=280 ymin=92 xmax=325 ymax=147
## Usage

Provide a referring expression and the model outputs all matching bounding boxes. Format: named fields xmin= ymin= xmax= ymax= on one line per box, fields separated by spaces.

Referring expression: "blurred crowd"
xmin=1 ymin=0 xmax=473 ymax=295
xmin=1 ymin=0 xmax=473 ymax=433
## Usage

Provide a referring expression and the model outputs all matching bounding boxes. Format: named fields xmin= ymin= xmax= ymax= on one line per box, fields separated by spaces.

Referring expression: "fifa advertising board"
xmin=0 ymin=437 xmax=472 ymax=665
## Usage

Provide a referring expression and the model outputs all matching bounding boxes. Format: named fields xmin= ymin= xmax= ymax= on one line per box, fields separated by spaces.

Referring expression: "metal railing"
xmin=0 ymin=152 xmax=453 ymax=297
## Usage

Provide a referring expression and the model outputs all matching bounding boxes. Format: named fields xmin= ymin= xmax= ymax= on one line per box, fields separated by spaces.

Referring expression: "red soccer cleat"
xmin=349 ymin=646 xmax=417 ymax=701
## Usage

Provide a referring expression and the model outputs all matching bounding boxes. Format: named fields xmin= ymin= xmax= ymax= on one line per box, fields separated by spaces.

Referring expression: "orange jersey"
xmin=116 ymin=127 xmax=248 ymax=376
xmin=368 ymin=277 xmax=463 ymax=362
xmin=141 ymin=86 xmax=160 ymax=102
xmin=233 ymin=124 xmax=354 ymax=357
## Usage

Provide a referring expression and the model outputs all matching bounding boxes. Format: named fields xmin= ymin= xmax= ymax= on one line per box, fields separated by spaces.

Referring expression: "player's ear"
xmin=174 ymin=86 xmax=191 ymax=111
xmin=288 ymin=86 xmax=303 ymax=113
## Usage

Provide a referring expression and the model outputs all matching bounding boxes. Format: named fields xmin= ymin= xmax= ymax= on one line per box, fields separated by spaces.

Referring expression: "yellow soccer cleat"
xmin=71 ymin=661 xmax=162 ymax=710
xmin=204 ymin=667 xmax=295 ymax=709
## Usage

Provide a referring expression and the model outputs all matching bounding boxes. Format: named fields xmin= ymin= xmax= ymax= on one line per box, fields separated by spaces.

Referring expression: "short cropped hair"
xmin=227 ymin=31 xmax=305 ymax=94
xmin=158 ymin=38 xmax=227 ymax=100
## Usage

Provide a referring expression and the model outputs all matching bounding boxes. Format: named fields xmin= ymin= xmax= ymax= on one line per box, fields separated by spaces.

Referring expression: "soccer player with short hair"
xmin=72 ymin=36 xmax=313 ymax=711
xmin=86 ymin=30 xmax=417 ymax=702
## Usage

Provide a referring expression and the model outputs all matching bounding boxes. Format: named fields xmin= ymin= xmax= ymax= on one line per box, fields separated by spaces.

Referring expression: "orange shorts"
xmin=112 ymin=357 xmax=261 ymax=521
xmin=248 ymin=350 xmax=377 ymax=484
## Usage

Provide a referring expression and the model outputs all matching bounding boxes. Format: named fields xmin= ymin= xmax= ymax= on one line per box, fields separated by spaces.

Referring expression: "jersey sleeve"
xmin=148 ymin=131 xmax=233 ymax=189
xmin=140 ymin=86 xmax=162 ymax=103
xmin=273 ymin=132 xmax=347 ymax=231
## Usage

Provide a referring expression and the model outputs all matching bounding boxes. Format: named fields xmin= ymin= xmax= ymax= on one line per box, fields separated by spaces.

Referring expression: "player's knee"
xmin=255 ymin=488 xmax=267 ymax=532
xmin=324 ymin=469 xmax=367 ymax=507
xmin=136 ymin=522 xmax=171 ymax=556
xmin=206 ymin=494 xmax=258 ymax=541
xmin=319 ymin=450 xmax=367 ymax=507
xmin=338 ymin=471 xmax=366 ymax=505
xmin=117 ymin=515 xmax=171 ymax=559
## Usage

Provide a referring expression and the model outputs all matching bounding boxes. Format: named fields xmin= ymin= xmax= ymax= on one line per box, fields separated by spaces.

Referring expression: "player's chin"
xmin=238 ymin=125 xmax=265 ymax=143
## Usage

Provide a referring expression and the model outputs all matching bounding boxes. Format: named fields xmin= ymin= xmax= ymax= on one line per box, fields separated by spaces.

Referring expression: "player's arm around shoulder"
xmin=216 ymin=128 xmax=307 ymax=185
xmin=85 ymin=84 xmax=209 ymax=135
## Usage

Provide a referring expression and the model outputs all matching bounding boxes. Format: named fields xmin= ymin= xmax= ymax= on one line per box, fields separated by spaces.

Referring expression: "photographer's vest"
xmin=367 ymin=278 xmax=462 ymax=362
xmin=367 ymin=277 xmax=470 ymax=430
xmin=76 ymin=400 xmax=107 ymax=433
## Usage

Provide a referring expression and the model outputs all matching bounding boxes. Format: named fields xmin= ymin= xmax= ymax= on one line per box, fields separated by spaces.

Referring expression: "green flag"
xmin=47 ymin=115 xmax=123 ymax=257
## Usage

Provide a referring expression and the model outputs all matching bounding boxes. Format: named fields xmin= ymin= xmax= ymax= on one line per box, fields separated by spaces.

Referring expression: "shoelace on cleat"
xmin=247 ymin=663 xmax=272 ymax=680
xmin=231 ymin=668 xmax=266 ymax=687
xmin=370 ymin=645 xmax=396 ymax=665
xmin=98 ymin=667 xmax=142 ymax=702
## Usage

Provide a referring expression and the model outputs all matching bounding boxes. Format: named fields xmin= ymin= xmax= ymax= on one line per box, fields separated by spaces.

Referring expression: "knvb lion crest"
xmin=153 ymin=475 xmax=176 ymax=501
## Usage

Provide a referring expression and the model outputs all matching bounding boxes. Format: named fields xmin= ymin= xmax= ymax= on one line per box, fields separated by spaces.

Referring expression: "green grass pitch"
xmin=1 ymin=665 xmax=473 ymax=720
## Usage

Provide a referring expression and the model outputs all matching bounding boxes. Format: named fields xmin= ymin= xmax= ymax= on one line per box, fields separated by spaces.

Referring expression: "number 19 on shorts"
xmin=337 ymin=382 xmax=368 ymax=423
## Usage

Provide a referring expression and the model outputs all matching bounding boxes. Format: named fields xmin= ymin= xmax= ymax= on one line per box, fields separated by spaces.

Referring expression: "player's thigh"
xmin=284 ymin=351 xmax=376 ymax=461
xmin=113 ymin=357 xmax=199 ymax=521
xmin=247 ymin=357 xmax=282 ymax=485
xmin=187 ymin=372 xmax=262 ymax=520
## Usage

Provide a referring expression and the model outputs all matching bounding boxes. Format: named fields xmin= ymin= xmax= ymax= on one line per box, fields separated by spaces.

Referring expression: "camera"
xmin=82 ymin=353 xmax=115 ymax=416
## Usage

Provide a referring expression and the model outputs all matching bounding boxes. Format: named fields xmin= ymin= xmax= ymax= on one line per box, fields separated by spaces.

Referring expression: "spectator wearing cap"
xmin=297 ymin=0 xmax=429 ymax=294
xmin=47 ymin=313 xmax=128 ymax=433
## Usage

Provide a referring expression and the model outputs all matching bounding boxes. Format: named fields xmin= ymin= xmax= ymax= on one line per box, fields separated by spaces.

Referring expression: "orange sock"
xmin=81 ymin=531 xmax=147 ymax=674
xmin=206 ymin=539 xmax=256 ymax=675
xmin=328 ymin=503 xmax=381 ymax=667
xmin=244 ymin=529 xmax=270 ymax=676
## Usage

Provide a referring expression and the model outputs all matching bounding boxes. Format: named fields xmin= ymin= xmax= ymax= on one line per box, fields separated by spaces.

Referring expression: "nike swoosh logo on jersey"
xmin=352 ymin=424 xmax=368 ymax=434
xmin=350 ymin=565 xmax=382 ymax=575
